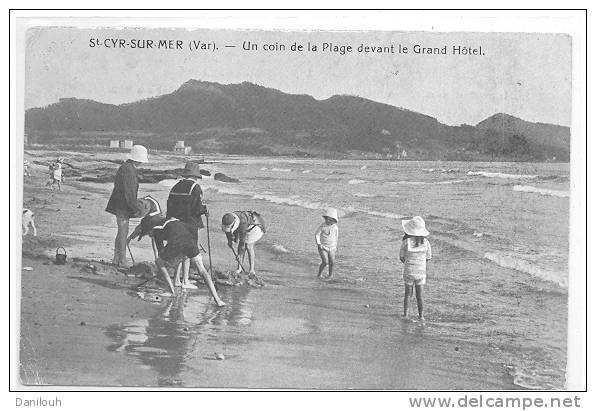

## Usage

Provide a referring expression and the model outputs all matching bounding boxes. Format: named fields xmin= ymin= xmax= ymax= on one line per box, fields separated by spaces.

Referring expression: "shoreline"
xmin=23 ymin=144 xmax=570 ymax=164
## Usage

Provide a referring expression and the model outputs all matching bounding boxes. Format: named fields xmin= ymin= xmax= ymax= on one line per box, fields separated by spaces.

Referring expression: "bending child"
xmin=399 ymin=216 xmax=432 ymax=321
xmin=221 ymin=211 xmax=266 ymax=276
xmin=315 ymin=208 xmax=339 ymax=278
xmin=130 ymin=208 xmax=225 ymax=307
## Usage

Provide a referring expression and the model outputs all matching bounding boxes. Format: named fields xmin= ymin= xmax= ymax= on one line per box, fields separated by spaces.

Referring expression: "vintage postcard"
xmin=11 ymin=11 xmax=586 ymax=394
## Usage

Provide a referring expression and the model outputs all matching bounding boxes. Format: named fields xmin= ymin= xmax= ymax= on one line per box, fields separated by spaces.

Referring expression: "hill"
xmin=24 ymin=80 xmax=570 ymax=161
xmin=475 ymin=113 xmax=570 ymax=159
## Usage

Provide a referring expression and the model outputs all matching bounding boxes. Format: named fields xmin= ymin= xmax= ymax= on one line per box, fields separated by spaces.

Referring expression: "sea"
xmin=171 ymin=157 xmax=569 ymax=390
xmin=100 ymin=155 xmax=570 ymax=389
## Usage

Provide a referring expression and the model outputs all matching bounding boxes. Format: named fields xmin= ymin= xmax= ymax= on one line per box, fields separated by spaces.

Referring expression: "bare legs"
xmin=246 ymin=243 xmax=256 ymax=274
xmin=174 ymin=263 xmax=183 ymax=287
xmin=415 ymin=285 xmax=424 ymax=320
xmin=156 ymin=259 xmax=176 ymax=295
xmin=113 ymin=216 xmax=130 ymax=267
xmin=191 ymin=255 xmax=225 ymax=306
xmin=235 ymin=243 xmax=257 ymax=275
xmin=317 ymin=247 xmax=335 ymax=278
xmin=156 ymin=255 xmax=225 ymax=307
xmin=327 ymin=249 xmax=335 ymax=278
xmin=174 ymin=258 xmax=196 ymax=289
xmin=403 ymin=284 xmax=424 ymax=320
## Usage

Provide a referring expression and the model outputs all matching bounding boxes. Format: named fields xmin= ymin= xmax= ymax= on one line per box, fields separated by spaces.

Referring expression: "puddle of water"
xmin=105 ymin=286 xmax=255 ymax=386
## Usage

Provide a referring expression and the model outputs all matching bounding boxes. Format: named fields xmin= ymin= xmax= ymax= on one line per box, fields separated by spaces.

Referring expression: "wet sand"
xmin=18 ymin=150 xmax=517 ymax=389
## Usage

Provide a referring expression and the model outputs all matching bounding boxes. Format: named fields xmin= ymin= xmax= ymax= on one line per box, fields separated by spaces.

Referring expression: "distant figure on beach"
xmin=46 ymin=158 xmax=63 ymax=190
xmin=221 ymin=211 xmax=266 ymax=276
xmin=166 ymin=162 xmax=208 ymax=289
xmin=315 ymin=208 xmax=339 ymax=279
xmin=105 ymin=145 xmax=148 ymax=268
xmin=399 ymin=216 xmax=432 ymax=321
xmin=131 ymin=211 xmax=225 ymax=306
xmin=23 ymin=160 xmax=31 ymax=179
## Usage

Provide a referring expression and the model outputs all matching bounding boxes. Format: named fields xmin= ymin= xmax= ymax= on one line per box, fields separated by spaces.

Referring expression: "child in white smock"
xmin=399 ymin=216 xmax=432 ymax=320
xmin=315 ymin=208 xmax=339 ymax=279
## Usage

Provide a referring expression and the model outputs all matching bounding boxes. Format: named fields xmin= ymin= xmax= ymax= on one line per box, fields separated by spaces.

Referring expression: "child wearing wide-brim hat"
xmin=315 ymin=208 xmax=339 ymax=279
xmin=399 ymin=216 xmax=432 ymax=321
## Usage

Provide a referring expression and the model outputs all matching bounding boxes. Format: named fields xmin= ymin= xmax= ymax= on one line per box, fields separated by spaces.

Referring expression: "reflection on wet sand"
xmin=105 ymin=286 xmax=253 ymax=386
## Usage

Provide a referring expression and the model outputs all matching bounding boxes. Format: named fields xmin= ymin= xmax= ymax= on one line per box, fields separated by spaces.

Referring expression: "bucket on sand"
xmin=55 ymin=247 xmax=67 ymax=265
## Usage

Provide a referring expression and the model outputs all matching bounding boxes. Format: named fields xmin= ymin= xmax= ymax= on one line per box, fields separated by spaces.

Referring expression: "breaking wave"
xmin=467 ymin=171 xmax=538 ymax=179
xmin=513 ymin=185 xmax=569 ymax=198
xmin=348 ymin=179 xmax=367 ymax=185
xmin=484 ymin=252 xmax=567 ymax=288
xmin=208 ymin=184 xmax=405 ymax=220
xmin=508 ymin=363 xmax=566 ymax=390
xmin=260 ymin=167 xmax=292 ymax=172
xmin=422 ymin=168 xmax=458 ymax=173
xmin=387 ymin=180 xmax=466 ymax=186
xmin=387 ymin=180 xmax=427 ymax=185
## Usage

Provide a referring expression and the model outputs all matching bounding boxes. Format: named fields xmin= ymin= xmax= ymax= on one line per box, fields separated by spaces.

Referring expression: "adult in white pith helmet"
xmin=127 ymin=144 xmax=149 ymax=163
xmin=105 ymin=144 xmax=149 ymax=267
xmin=315 ymin=208 xmax=339 ymax=278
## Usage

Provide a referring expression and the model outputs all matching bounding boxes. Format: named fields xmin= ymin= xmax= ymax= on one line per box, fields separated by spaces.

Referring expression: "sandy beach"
xmin=19 ymin=149 xmax=538 ymax=389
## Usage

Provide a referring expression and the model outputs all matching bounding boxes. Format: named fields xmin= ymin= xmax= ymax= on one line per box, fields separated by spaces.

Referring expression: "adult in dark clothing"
xmin=166 ymin=162 xmax=208 ymax=287
xmin=167 ymin=162 xmax=207 ymax=237
xmin=105 ymin=145 xmax=148 ymax=267
xmin=221 ymin=211 xmax=266 ymax=275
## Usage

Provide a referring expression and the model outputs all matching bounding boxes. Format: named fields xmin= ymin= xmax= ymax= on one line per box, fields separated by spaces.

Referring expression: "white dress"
xmin=399 ymin=238 xmax=432 ymax=281
xmin=53 ymin=164 xmax=62 ymax=180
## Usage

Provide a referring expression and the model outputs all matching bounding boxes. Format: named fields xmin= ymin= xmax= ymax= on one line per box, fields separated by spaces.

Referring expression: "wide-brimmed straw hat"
xmin=402 ymin=216 xmax=429 ymax=236
xmin=221 ymin=213 xmax=239 ymax=233
xmin=181 ymin=162 xmax=202 ymax=179
xmin=323 ymin=208 xmax=339 ymax=222
xmin=127 ymin=145 xmax=149 ymax=163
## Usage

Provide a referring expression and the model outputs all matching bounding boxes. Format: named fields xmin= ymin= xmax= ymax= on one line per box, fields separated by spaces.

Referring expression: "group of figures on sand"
xmin=105 ymin=145 xmax=432 ymax=319
xmin=105 ymin=145 xmax=266 ymax=307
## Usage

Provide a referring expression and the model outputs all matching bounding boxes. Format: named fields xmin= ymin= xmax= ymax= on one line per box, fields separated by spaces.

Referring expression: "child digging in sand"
xmin=399 ymin=216 xmax=432 ymax=321
xmin=315 ymin=208 xmax=339 ymax=278
xmin=130 ymin=211 xmax=226 ymax=307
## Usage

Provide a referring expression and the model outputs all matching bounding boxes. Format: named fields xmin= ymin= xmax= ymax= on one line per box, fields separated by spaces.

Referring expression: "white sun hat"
xmin=221 ymin=213 xmax=240 ymax=233
xmin=127 ymin=145 xmax=149 ymax=163
xmin=323 ymin=208 xmax=339 ymax=222
xmin=402 ymin=216 xmax=429 ymax=236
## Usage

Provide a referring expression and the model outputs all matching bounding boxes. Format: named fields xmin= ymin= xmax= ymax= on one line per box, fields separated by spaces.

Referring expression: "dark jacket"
xmin=153 ymin=218 xmax=200 ymax=260
xmin=166 ymin=178 xmax=207 ymax=229
xmin=105 ymin=160 xmax=140 ymax=218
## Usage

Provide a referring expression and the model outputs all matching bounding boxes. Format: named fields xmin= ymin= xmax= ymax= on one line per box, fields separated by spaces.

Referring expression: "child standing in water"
xmin=315 ymin=208 xmax=339 ymax=278
xmin=399 ymin=216 xmax=432 ymax=321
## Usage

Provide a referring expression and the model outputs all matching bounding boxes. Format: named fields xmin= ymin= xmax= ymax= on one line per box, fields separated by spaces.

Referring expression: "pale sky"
xmin=24 ymin=28 xmax=572 ymax=126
